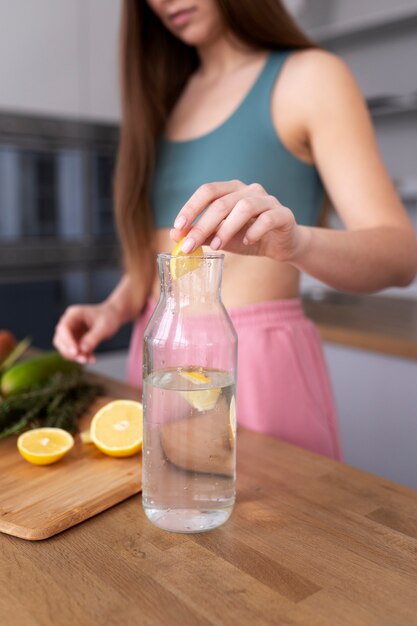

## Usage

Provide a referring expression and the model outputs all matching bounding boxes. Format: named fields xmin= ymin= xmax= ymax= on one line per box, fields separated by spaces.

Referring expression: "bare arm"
xmin=286 ymin=50 xmax=417 ymax=291
xmin=171 ymin=50 xmax=417 ymax=293
xmin=54 ymin=271 xmax=150 ymax=362
xmin=292 ymin=225 xmax=416 ymax=292
xmin=104 ymin=273 xmax=148 ymax=326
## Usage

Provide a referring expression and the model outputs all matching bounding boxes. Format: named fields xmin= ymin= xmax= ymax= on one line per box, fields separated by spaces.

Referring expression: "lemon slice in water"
xmin=228 ymin=395 xmax=237 ymax=448
xmin=179 ymin=370 xmax=221 ymax=412
xmin=170 ymin=238 xmax=204 ymax=280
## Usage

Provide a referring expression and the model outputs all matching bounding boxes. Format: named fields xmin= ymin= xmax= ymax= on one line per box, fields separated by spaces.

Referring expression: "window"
xmin=0 ymin=113 xmax=129 ymax=352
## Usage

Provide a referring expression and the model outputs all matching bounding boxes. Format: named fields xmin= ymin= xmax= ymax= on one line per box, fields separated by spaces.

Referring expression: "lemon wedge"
xmin=170 ymin=238 xmax=204 ymax=279
xmin=90 ymin=399 xmax=143 ymax=457
xmin=179 ymin=370 xmax=221 ymax=412
xmin=228 ymin=395 xmax=237 ymax=448
xmin=17 ymin=428 xmax=74 ymax=465
xmin=80 ymin=430 xmax=93 ymax=444
xmin=180 ymin=371 xmax=211 ymax=385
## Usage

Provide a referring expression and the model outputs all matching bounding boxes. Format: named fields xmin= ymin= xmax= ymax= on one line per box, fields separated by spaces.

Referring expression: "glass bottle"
xmin=142 ymin=252 xmax=237 ymax=533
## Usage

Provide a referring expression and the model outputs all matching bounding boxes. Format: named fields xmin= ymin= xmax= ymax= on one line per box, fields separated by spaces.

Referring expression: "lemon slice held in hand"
xmin=170 ymin=238 xmax=204 ymax=280
xmin=90 ymin=399 xmax=143 ymax=457
xmin=17 ymin=428 xmax=74 ymax=465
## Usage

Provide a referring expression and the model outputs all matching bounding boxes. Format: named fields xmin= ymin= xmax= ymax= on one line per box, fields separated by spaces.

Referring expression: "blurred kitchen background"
xmin=0 ymin=0 xmax=416 ymax=487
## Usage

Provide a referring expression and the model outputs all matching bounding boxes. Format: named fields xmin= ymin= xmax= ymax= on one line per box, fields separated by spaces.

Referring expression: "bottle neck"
xmin=157 ymin=254 xmax=224 ymax=307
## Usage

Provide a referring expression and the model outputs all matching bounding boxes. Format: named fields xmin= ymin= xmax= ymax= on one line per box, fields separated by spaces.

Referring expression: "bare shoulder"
xmin=276 ymin=48 xmax=366 ymax=120
xmin=272 ymin=48 xmax=368 ymax=161
xmin=282 ymin=48 xmax=356 ymax=92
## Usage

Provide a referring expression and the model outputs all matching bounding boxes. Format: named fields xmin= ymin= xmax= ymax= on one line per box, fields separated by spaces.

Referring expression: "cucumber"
xmin=1 ymin=351 xmax=81 ymax=396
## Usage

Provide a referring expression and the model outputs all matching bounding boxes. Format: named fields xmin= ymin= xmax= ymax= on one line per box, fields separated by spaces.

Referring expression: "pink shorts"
xmin=128 ymin=298 xmax=342 ymax=460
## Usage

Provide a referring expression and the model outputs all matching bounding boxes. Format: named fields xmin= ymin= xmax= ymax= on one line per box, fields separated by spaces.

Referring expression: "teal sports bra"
xmin=151 ymin=49 xmax=324 ymax=229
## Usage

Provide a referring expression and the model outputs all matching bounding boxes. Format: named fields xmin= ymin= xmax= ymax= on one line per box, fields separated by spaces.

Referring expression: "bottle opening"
xmin=157 ymin=252 xmax=225 ymax=261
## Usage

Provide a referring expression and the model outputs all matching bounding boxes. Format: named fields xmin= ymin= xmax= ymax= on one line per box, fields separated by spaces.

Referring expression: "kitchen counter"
xmin=1 ymin=378 xmax=417 ymax=625
xmin=303 ymin=291 xmax=417 ymax=360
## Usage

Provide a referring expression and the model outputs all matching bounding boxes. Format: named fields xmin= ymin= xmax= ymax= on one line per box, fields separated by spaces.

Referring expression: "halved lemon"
xmin=179 ymin=369 xmax=221 ymax=412
xmin=90 ymin=400 xmax=143 ymax=457
xmin=17 ymin=427 xmax=74 ymax=465
xmin=170 ymin=238 xmax=204 ymax=280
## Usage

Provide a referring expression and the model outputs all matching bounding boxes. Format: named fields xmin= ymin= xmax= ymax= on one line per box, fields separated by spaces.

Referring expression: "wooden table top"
xmin=1 ymin=376 xmax=417 ymax=626
xmin=303 ymin=292 xmax=417 ymax=360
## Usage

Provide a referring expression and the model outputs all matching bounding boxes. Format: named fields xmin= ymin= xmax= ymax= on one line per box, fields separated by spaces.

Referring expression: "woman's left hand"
xmin=170 ymin=180 xmax=302 ymax=262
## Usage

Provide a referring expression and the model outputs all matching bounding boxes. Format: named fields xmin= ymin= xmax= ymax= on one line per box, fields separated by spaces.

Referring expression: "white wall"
xmin=0 ymin=0 xmax=120 ymax=121
xmin=83 ymin=0 xmax=121 ymax=121
xmin=289 ymin=0 xmax=417 ymax=30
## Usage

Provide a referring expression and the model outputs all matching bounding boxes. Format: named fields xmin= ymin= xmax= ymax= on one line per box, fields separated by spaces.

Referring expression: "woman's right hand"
xmin=53 ymin=302 xmax=122 ymax=363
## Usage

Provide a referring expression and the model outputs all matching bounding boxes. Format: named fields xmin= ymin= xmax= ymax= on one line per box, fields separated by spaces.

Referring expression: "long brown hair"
xmin=115 ymin=0 xmax=315 ymax=278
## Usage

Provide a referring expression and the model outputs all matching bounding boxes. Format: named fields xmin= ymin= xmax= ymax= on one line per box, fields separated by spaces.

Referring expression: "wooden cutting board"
xmin=0 ymin=395 xmax=142 ymax=541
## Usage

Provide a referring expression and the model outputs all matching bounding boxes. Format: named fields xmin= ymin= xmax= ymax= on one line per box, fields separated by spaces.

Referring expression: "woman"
xmin=53 ymin=0 xmax=417 ymax=460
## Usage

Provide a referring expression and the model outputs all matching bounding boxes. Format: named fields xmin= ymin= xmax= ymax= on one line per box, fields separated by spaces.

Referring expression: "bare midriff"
xmin=150 ymin=229 xmax=300 ymax=308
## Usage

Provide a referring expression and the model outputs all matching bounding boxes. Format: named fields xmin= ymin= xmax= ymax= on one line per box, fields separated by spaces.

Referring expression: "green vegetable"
xmin=1 ymin=351 xmax=81 ymax=396
xmin=0 ymin=337 xmax=31 ymax=373
xmin=0 ymin=371 xmax=103 ymax=438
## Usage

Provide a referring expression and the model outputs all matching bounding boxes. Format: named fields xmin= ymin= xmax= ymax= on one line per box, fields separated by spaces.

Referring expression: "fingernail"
xmin=243 ymin=237 xmax=249 ymax=245
xmin=76 ymin=355 xmax=87 ymax=364
xmin=174 ymin=215 xmax=186 ymax=229
xmin=210 ymin=236 xmax=221 ymax=250
xmin=181 ymin=237 xmax=195 ymax=253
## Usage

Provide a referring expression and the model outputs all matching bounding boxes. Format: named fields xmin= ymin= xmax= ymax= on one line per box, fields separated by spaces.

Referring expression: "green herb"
xmin=43 ymin=384 xmax=101 ymax=433
xmin=0 ymin=371 xmax=103 ymax=439
xmin=0 ymin=416 xmax=31 ymax=438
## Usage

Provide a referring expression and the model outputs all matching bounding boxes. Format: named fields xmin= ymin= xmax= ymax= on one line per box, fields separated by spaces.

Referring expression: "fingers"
xmin=53 ymin=306 xmax=84 ymax=361
xmin=244 ymin=205 xmax=295 ymax=245
xmin=78 ymin=320 xmax=110 ymax=359
xmin=177 ymin=193 xmax=287 ymax=252
xmin=173 ymin=180 xmax=244 ymax=241
xmin=53 ymin=306 xmax=97 ymax=364
xmin=53 ymin=324 xmax=78 ymax=361
xmin=170 ymin=180 xmax=296 ymax=258
xmin=209 ymin=196 xmax=272 ymax=250
xmin=173 ymin=189 xmax=253 ymax=251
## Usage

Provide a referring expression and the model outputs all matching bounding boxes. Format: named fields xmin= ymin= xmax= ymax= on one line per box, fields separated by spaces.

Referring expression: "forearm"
xmin=104 ymin=273 xmax=150 ymax=325
xmin=290 ymin=225 xmax=417 ymax=293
